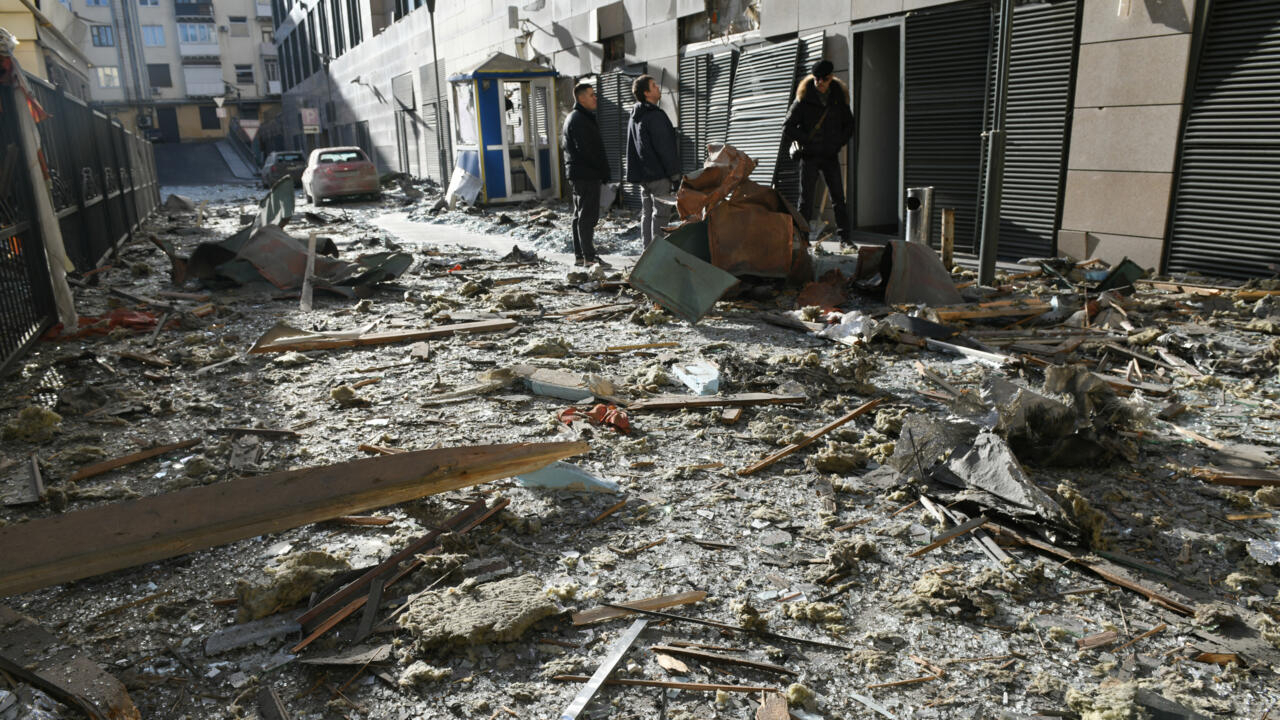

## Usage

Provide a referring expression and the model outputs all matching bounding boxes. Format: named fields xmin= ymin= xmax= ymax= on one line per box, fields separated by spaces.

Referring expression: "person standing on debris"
xmin=625 ymin=74 xmax=680 ymax=248
xmin=562 ymin=81 xmax=612 ymax=268
xmin=784 ymin=60 xmax=854 ymax=245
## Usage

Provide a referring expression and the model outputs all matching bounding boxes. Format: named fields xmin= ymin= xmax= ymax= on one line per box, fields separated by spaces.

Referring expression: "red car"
xmin=301 ymin=146 xmax=380 ymax=204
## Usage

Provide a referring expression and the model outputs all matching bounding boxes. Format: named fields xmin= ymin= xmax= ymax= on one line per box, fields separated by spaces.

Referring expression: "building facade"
xmin=1 ymin=0 xmax=92 ymax=98
xmin=59 ymin=0 xmax=281 ymax=142
xmin=274 ymin=0 xmax=1280 ymax=279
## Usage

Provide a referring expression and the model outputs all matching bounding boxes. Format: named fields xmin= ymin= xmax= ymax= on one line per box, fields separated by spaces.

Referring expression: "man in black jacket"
xmin=562 ymin=81 xmax=611 ymax=267
xmin=783 ymin=60 xmax=855 ymax=244
xmin=625 ymin=74 xmax=680 ymax=248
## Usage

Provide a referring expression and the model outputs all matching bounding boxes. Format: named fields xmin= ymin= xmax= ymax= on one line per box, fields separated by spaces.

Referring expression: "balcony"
xmin=174 ymin=2 xmax=213 ymax=19
xmin=179 ymin=42 xmax=221 ymax=57
xmin=260 ymin=43 xmax=277 ymax=58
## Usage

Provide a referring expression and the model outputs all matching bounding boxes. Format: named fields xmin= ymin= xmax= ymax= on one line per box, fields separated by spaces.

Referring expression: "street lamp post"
xmin=427 ymin=0 xmax=445 ymax=179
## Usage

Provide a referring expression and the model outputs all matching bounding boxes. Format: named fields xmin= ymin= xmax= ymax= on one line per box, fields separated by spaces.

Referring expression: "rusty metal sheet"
xmin=675 ymin=143 xmax=756 ymax=220
xmin=708 ymin=202 xmax=794 ymax=278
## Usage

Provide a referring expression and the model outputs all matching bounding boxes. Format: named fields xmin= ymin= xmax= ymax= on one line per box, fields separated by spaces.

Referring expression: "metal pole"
xmin=428 ymin=2 xmax=445 ymax=180
xmin=977 ymin=0 xmax=1013 ymax=286
xmin=905 ymin=186 xmax=934 ymax=244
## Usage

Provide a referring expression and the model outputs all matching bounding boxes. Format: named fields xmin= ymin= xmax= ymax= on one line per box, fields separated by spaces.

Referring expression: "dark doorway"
xmin=155 ymin=106 xmax=180 ymax=143
xmin=850 ymin=23 xmax=902 ymax=240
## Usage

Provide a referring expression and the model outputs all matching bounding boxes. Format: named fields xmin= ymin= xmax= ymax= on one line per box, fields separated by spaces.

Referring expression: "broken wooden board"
xmin=572 ymin=590 xmax=707 ymax=626
xmin=248 ymin=319 xmax=517 ymax=354
xmin=925 ymin=339 xmax=1016 ymax=367
xmin=1093 ymin=371 xmax=1173 ymax=397
xmin=0 ymin=441 xmax=586 ymax=597
xmin=298 ymin=644 xmax=392 ymax=666
xmin=648 ymin=644 xmax=796 ymax=676
xmin=739 ymin=398 xmax=883 ymax=476
xmin=69 ymin=438 xmax=201 ymax=482
xmin=931 ymin=300 xmax=1050 ymax=322
xmin=552 ymin=676 xmax=778 ymax=694
xmin=0 ymin=454 xmax=43 ymax=507
xmin=0 ymin=605 xmax=140 ymax=720
xmin=628 ymin=392 xmax=806 ymax=411
xmin=1192 ymin=466 xmax=1280 ymax=487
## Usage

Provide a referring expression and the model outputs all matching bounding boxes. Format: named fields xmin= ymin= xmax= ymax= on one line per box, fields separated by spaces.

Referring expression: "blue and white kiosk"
xmin=447 ymin=52 xmax=560 ymax=205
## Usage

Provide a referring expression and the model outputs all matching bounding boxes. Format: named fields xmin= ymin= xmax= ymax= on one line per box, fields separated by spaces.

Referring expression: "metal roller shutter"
xmin=706 ymin=50 xmax=736 ymax=155
xmin=678 ymin=53 xmax=708 ymax=173
xmin=774 ymin=31 xmax=826 ymax=204
xmin=904 ymin=1 xmax=993 ymax=252
xmin=997 ymin=0 xmax=1079 ymax=260
xmin=725 ymin=37 xmax=802 ymax=187
xmin=596 ymin=71 xmax=643 ymax=209
xmin=1167 ymin=0 xmax=1280 ymax=279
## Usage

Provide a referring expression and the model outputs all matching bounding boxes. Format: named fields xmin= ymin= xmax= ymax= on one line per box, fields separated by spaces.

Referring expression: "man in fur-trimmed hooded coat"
xmin=783 ymin=59 xmax=854 ymax=244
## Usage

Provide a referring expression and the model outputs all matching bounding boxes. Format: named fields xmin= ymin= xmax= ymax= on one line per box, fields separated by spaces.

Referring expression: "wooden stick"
xmin=572 ymin=591 xmax=706 ymax=626
xmin=0 ymin=444 xmax=582 ymax=598
xmin=940 ymin=208 xmax=955 ymax=270
xmin=866 ymin=674 xmax=941 ymax=689
xmin=738 ymin=398 xmax=883 ymax=475
xmin=1112 ymin=623 xmax=1166 ymax=653
xmin=552 ymin=675 xmax=777 ymax=694
xmin=69 ymin=438 xmax=201 ymax=482
xmin=604 ymin=342 xmax=679 ymax=352
xmin=248 ymin=319 xmax=518 ymax=354
xmin=629 ymin=393 xmax=806 ymax=412
xmin=213 ymin=427 xmax=301 ymax=439
xmin=908 ymin=515 xmax=987 ymax=557
xmin=591 ymin=499 xmax=627 ymax=525
xmin=649 ymin=645 xmax=796 ymax=676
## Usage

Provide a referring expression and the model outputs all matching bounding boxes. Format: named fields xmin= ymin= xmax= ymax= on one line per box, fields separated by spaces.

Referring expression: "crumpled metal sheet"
xmin=674 ymin=143 xmax=756 ymax=221
xmin=628 ymin=221 xmax=738 ymax=324
xmin=883 ymin=239 xmax=963 ymax=306
xmin=708 ymin=200 xmax=794 ymax=278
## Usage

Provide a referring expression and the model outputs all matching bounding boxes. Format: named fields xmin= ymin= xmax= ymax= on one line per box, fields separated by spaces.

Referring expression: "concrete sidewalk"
xmin=215 ymin=140 xmax=258 ymax=181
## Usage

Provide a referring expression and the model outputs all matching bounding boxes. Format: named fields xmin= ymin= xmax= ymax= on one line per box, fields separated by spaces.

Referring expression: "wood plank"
xmin=738 ymin=398 xmax=883 ymax=476
xmin=648 ymin=644 xmax=796 ymax=676
xmin=248 ymin=319 xmax=517 ymax=354
xmin=213 ymin=426 xmax=301 ymax=439
xmin=1192 ymin=466 xmax=1280 ymax=488
xmin=0 ymin=605 xmax=140 ymax=720
xmin=0 ymin=442 xmax=586 ymax=597
xmin=629 ymin=393 xmax=806 ymax=411
xmin=69 ymin=438 xmax=201 ymax=481
xmin=552 ymin=675 xmax=778 ymax=694
xmin=572 ymin=590 xmax=707 ymax=626
xmin=907 ymin=515 xmax=987 ymax=557
xmin=925 ymin=339 xmax=1016 ymax=367
xmin=1076 ymin=630 xmax=1120 ymax=649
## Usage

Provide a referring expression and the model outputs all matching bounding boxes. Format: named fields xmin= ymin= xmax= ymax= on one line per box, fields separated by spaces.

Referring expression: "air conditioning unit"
xmin=137 ymin=114 xmax=154 ymax=128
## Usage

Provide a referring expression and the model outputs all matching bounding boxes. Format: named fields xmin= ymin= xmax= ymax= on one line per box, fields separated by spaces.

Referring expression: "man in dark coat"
xmin=783 ymin=59 xmax=855 ymax=244
xmin=625 ymin=74 xmax=680 ymax=248
xmin=562 ymin=81 xmax=612 ymax=266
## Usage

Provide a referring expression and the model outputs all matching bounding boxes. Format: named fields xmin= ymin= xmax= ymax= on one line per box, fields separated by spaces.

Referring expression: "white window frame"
xmin=96 ymin=66 xmax=121 ymax=88
xmin=142 ymin=25 xmax=165 ymax=46
xmin=178 ymin=22 xmax=215 ymax=44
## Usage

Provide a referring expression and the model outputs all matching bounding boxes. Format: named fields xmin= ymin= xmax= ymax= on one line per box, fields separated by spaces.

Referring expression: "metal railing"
xmin=0 ymin=75 xmax=161 ymax=374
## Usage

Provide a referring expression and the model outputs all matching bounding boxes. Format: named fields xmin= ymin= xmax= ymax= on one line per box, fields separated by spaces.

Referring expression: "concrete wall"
xmin=1058 ymin=0 xmax=1196 ymax=269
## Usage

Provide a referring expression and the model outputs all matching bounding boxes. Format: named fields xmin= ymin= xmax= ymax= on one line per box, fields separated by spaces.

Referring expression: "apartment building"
xmin=65 ymin=0 xmax=281 ymax=141
xmin=1 ymin=0 xmax=92 ymax=98
xmin=274 ymin=0 xmax=1278 ymax=279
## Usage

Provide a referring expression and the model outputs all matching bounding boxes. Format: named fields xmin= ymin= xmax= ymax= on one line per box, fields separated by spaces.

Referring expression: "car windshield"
xmin=318 ymin=151 xmax=364 ymax=164
xmin=278 ymin=153 xmax=303 ymax=162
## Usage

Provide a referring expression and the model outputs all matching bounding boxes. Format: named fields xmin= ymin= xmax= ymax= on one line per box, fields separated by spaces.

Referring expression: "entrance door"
xmin=849 ymin=21 xmax=903 ymax=240
xmin=155 ymin=107 xmax=180 ymax=143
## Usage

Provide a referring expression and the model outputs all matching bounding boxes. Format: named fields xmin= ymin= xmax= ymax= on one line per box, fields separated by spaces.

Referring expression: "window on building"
xmin=139 ymin=0 xmax=159 ymax=6
xmin=142 ymin=25 xmax=165 ymax=46
xmin=601 ymin=34 xmax=624 ymax=72
xmin=178 ymin=23 xmax=214 ymax=43
xmin=261 ymin=28 xmax=273 ymax=44
xmin=95 ymin=66 xmax=120 ymax=88
xmin=264 ymin=57 xmax=280 ymax=82
xmin=240 ymin=103 xmax=260 ymax=120
xmin=86 ymin=0 xmax=108 ymax=6
xmin=91 ymin=25 xmax=115 ymax=46
xmin=199 ymin=105 xmax=220 ymax=129
xmin=229 ymin=16 xmax=248 ymax=37
xmin=317 ymin=0 xmax=331 ymax=59
xmin=346 ymin=0 xmax=361 ymax=47
xmin=147 ymin=63 xmax=172 ymax=87
xmin=235 ymin=64 xmax=254 ymax=84
xmin=329 ymin=0 xmax=344 ymax=56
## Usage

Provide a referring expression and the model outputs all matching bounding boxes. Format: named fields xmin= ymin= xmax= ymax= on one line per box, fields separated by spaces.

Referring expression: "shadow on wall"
xmin=1144 ymin=0 xmax=1192 ymax=33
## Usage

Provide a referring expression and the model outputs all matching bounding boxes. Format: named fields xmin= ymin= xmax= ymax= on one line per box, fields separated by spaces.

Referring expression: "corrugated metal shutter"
xmin=706 ymin=49 xmax=737 ymax=155
xmin=678 ymin=53 xmax=709 ymax=173
xmin=904 ymin=1 xmax=993 ymax=252
xmin=419 ymin=61 xmax=452 ymax=184
xmin=597 ymin=70 xmax=643 ymax=209
xmin=995 ymin=0 xmax=1079 ymax=260
xmin=725 ymin=37 xmax=802 ymax=187
xmin=1166 ymin=0 xmax=1280 ymax=279
xmin=774 ymin=31 xmax=826 ymax=204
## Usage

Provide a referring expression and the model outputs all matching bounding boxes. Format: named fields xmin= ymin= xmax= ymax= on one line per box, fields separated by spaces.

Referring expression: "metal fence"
xmin=0 ymin=75 xmax=160 ymax=374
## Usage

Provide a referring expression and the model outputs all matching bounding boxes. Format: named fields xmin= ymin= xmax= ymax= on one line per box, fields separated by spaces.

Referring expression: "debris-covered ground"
xmin=2 ymin=178 xmax=1279 ymax=720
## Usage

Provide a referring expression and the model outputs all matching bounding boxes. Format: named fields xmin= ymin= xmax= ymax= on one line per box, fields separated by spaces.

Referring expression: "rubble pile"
xmin=0 ymin=177 xmax=1277 ymax=719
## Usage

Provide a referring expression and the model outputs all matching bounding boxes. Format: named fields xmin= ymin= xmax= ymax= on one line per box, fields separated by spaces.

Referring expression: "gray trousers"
xmin=639 ymin=178 xmax=672 ymax=248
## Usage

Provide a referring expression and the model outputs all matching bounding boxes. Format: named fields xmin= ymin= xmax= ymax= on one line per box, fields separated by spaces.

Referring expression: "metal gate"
xmin=1166 ymin=0 xmax=1280 ymax=278
xmin=904 ymin=0 xmax=993 ymax=252
xmin=995 ymin=0 xmax=1080 ymax=260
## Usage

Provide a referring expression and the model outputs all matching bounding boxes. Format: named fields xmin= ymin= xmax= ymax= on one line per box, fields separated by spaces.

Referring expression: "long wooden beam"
xmin=0 ymin=441 xmax=587 ymax=597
